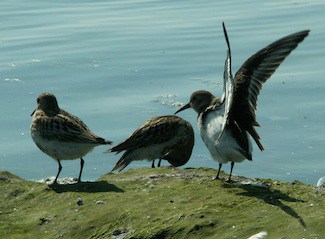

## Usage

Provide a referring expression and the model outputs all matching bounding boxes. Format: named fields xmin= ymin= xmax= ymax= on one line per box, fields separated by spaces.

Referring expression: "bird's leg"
xmin=158 ymin=159 xmax=162 ymax=167
xmin=77 ymin=158 xmax=84 ymax=183
xmin=151 ymin=160 xmax=156 ymax=168
xmin=53 ymin=161 xmax=62 ymax=184
xmin=227 ymin=162 xmax=235 ymax=182
xmin=214 ymin=163 xmax=222 ymax=180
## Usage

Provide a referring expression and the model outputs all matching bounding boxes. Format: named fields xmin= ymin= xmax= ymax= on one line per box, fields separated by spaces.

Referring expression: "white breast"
xmin=198 ymin=107 xmax=250 ymax=164
xmin=31 ymin=132 xmax=96 ymax=161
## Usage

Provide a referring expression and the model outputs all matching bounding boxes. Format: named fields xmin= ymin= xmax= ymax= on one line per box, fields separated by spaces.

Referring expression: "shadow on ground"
xmin=48 ymin=181 xmax=124 ymax=193
xmin=223 ymin=183 xmax=306 ymax=227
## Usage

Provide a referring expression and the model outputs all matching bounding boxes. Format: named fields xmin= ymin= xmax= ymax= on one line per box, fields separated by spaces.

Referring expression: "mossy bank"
xmin=0 ymin=168 xmax=324 ymax=239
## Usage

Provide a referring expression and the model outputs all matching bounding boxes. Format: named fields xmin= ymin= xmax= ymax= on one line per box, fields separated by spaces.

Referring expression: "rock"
xmin=39 ymin=217 xmax=51 ymax=225
xmin=247 ymin=231 xmax=267 ymax=239
xmin=0 ymin=172 xmax=20 ymax=183
xmin=291 ymin=180 xmax=301 ymax=185
xmin=178 ymin=214 xmax=185 ymax=220
xmin=77 ymin=198 xmax=84 ymax=206
xmin=35 ymin=176 xmax=78 ymax=185
xmin=316 ymin=177 xmax=325 ymax=187
xmin=240 ymin=180 xmax=269 ymax=188
xmin=95 ymin=201 xmax=106 ymax=205
xmin=112 ymin=228 xmax=128 ymax=239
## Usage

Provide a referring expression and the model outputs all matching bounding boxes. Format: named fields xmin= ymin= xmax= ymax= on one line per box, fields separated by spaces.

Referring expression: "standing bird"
xmin=107 ymin=115 xmax=194 ymax=172
xmin=30 ymin=93 xmax=112 ymax=184
xmin=175 ymin=23 xmax=309 ymax=181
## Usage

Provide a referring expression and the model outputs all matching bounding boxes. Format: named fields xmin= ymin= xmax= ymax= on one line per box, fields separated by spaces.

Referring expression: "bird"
xmin=107 ymin=115 xmax=194 ymax=172
xmin=175 ymin=22 xmax=309 ymax=181
xmin=30 ymin=93 xmax=112 ymax=184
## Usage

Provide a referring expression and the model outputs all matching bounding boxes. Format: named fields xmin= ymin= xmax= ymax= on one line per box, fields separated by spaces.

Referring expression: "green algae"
xmin=0 ymin=168 xmax=324 ymax=239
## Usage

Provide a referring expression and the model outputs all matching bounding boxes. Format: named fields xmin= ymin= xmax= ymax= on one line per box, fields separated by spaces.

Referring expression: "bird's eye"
xmin=37 ymin=98 xmax=40 ymax=103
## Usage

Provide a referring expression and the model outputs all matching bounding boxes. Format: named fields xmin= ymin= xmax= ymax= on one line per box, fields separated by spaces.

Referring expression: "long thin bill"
xmin=174 ymin=103 xmax=191 ymax=114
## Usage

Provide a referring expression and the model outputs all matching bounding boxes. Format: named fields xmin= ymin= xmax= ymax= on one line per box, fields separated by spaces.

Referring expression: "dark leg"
xmin=53 ymin=161 xmax=62 ymax=184
xmin=151 ymin=160 xmax=155 ymax=168
xmin=214 ymin=163 xmax=222 ymax=180
xmin=78 ymin=158 xmax=84 ymax=183
xmin=227 ymin=162 xmax=235 ymax=182
xmin=158 ymin=159 xmax=162 ymax=167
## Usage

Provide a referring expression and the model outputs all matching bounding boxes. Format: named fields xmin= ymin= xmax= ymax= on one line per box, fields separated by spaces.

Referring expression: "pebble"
xmin=95 ymin=201 xmax=106 ymax=205
xmin=77 ymin=198 xmax=84 ymax=206
xmin=112 ymin=228 xmax=128 ymax=239
xmin=36 ymin=177 xmax=77 ymax=185
xmin=178 ymin=214 xmax=185 ymax=220
xmin=316 ymin=177 xmax=325 ymax=187
xmin=39 ymin=217 xmax=51 ymax=225
xmin=247 ymin=231 xmax=268 ymax=239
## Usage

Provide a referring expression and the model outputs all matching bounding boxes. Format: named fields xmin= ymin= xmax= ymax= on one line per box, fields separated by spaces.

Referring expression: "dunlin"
xmin=30 ymin=93 xmax=112 ymax=184
xmin=175 ymin=23 xmax=309 ymax=181
xmin=107 ymin=115 xmax=194 ymax=172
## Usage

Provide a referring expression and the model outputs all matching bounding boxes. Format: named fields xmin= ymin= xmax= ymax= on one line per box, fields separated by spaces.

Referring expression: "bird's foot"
xmin=226 ymin=178 xmax=234 ymax=183
xmin=213 ymin=176 xmax=220 ymax=180
xmin=49 ymin=181 xmax=59 ymax=187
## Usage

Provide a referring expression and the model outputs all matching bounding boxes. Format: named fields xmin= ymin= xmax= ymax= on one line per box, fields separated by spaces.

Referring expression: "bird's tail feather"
xmin=96 ymin=137 xmax=113 ymax=145
xmin=110 ymin=151 xmax=133 ymax=172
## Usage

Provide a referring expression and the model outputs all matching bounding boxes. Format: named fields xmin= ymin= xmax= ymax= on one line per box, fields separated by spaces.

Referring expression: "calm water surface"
xmin=0 ymin=0 xmax=324 ymax=184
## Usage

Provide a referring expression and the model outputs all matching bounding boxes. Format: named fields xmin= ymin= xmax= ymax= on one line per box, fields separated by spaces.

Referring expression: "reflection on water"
xmin=0 ymin=0 xmax=324 ymax=184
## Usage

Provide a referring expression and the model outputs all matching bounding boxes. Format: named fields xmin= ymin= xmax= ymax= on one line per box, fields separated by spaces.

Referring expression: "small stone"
xmin=310 ymin=204 xmax=314 ymax=207
xmin=39 ymin=217 xmax=51 ymax=225
xmin=77 ymin=198 xmax=84 ymax=206
xmin=96 ymin=201 xmax=106 ymax=205
xmin=113 ymin=229 xmax=123 ymax=236
xmin=316 ymin=177 xmax=325 ymax=187
xmin=291 ymin=180 xmax=301 ymax=185
xmin=112 ymin=228 xmax=128 ymax=238
xmin=178 ymin=214 xmax=185 ymax=220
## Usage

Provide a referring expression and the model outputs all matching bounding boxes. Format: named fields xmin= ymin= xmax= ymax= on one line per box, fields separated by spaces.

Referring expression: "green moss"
xmin=0 ymin=168 xmax=324 ymax=239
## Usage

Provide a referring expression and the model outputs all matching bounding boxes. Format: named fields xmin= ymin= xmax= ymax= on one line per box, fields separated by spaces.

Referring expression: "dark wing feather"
xmin=60 ymin=110 xmax=112 ymax=144
xmin=38 ymin=113 xmax=111 ymax=145
xmin=109 ymin=116 xmax=181 ymax=153
xmin=216 ymin=22 xmax=235 ymax=144
xmin=232 ymin=30 xmax=310 ymax=151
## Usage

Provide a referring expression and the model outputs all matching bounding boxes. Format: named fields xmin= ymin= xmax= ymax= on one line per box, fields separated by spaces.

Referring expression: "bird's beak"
xmin=31 ymin=109 xmax=36 ymax=116
xmin=175 ymin=103 xmax=191 ymax=114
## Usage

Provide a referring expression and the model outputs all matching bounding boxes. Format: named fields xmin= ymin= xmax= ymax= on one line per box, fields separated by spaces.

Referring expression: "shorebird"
xmin=175 ymin=23 xmax=309 ymax=181
xmin=30 ymin=93 xmax=112 ymax=184
xmin=107 ymin=115 xmax=194 ymax=172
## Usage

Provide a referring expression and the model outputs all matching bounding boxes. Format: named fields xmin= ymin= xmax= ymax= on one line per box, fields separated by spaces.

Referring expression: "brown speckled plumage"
xmin=109 ymin=115 xmax=194 ymax=172
xmin=30 ymin=93 xmax=112 ymax=184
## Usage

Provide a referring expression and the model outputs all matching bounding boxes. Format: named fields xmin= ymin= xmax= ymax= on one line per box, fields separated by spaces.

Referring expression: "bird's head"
xmin=31 ymin=93 xmax=60 ymax=117
xmin=175 ymin=90 xmax=217 ymax=114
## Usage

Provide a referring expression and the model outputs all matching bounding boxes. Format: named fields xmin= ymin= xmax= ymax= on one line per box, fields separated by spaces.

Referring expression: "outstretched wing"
xmin=216 ymin=22 xmax=234 ymax=144
xmin=232 ymin=29 xmax=310 ymax=150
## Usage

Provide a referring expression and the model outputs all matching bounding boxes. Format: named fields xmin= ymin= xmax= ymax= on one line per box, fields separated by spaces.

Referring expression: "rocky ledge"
xmin=0 ymin=167 xmax=324 ymax=239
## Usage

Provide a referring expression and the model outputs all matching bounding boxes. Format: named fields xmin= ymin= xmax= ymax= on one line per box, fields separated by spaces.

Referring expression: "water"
xmin=0 ymin=0 xmax=324 ymax=185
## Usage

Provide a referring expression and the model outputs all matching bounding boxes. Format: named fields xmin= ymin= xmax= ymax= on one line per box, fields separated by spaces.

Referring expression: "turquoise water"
xmin=0 ymin=0 xmax=324 ymax=185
